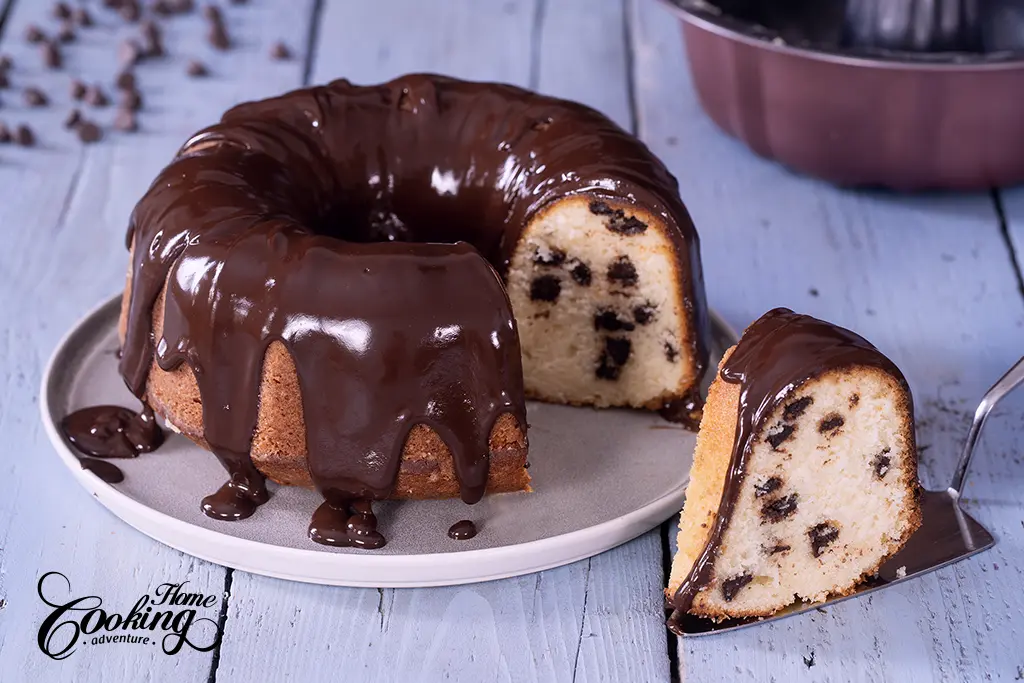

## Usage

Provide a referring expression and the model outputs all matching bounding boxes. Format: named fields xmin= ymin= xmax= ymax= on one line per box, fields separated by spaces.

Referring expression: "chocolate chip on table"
xmin=121 ymin=0 xmax=142 ymax=22
xmin=42 ymin=41 xmax=63 ymax=69
xmin=120 ymin=89 xmax=142 ymax=111
xmin=186 ymin=60 xmax=208 ymax=77
xmin=721 ymin=573 xmax=753 ymax=602
xmin=0 ymin=122 xmax=11 ymax=143
xmin=606 ymin=255 xmax=638 ymax=287
xmin=208 ymin=23 xmax=230 ymax=50
xmin=24 ymin=87 xmax=48 ymax=107
xmin=64 ymin=108 xmax=82 ymax=129
xmin=808 ymin=522 xmax=840 ymax=557
xmin=77 ymin=120 xmax=102 ymax=143
xmin=25 ymin=25 xmax=46 ymax=44
xmin=57 ymin=22 xmax=76 ymax=44
xmin=15 ymin=124 xmax=35 ymax=146
xmin=85 ymin=84 xmax=109 ymax=107
xmin=74 ymin=8 xmax=94 ymax=27
xmin=70 ymin=79 xmax=87 ymax=100
xmin=119 ymin=40 xmax=142 ymax=67
xmin=114 ymin=109 xmax=137 ymax=132
xmin=0 ymin=55 xmax=11 ymax=70
xmin=141 ymin=20 xmax=164 ymax=57
xmin=0 ymin=71 xmax=9 ymax=90
xmin=761 ymin=493 xmax=798 ymax=522
xmin=269 ymin=41 xmax=291 ymax=60
xmin=203 ymin=4 xmax=224 ymax=22
xmin=53 ymin=2 xmax=73 ymax=19
xmin=529 ymin=275 xmax=561 ymax=303
xmin=115 ymin=71 xmax=136 ymax=91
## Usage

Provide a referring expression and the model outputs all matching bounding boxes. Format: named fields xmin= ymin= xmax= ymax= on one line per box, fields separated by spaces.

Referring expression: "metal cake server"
xmin=671 ymin=356 xmax=1024 ymax=636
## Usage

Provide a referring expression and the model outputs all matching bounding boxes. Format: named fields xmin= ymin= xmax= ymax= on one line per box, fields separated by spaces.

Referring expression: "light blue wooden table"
xmin=1 ymin=1 xmax=1022 ymax=681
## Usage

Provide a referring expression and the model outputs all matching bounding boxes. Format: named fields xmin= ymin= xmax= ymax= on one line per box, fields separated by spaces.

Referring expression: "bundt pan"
xmin=660 ymin=0 xmax=1024 ymax=189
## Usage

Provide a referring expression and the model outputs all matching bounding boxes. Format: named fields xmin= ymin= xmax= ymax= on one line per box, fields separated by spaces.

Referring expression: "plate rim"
xmin=40 ymin=293 xmax=737 ymax=588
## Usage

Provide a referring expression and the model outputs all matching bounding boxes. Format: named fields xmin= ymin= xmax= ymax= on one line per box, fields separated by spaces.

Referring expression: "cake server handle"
xmin=949 ymin=356 xmax=1024 ymax=497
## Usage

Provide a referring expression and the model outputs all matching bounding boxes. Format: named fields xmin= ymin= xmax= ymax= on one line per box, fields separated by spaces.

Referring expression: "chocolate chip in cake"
xmin=114 ymin=108 xmax=138 ymax=132
xmin=605 ymin=337 xmax=632 ymax=366
xmin=608 ymin=213 xmax=647 ymax=235
xmin=588 ymin=200 xmax=613 ymax=215
xmin=85 ymin=85 xmax=109 ymax=107
xmin=761 ymin=493 xmax=798 ymax=523
xmin=74 ymin=7 xmax=94 ymax=27
xmin=569 ymin=260 xmax=591 ymax=286
xmin=529 ymin=275 xmax=561 ymax=303
xmin=872 ymin=447 xmax=892 ymax=479
xmin=849 ymin=393 xmax=860 ymax=408
xmin=808 ymin=522 xmax=840 ymax=557
xmin=63 ymin=108 xmax=81 ymax=129
xmin=607 ymin=255 xmax=638 ymax=287
xmin=754 ymin=476 xmax=782 ymax=498
xmin=783 ymin=396 xmax=813 ymax=420
xmin=766 ymin=424 xmax=795 ymax=450
xmin=594 ymin=310 xmax=635 ymax=332
xmin=532 ymin=245 xmax=566 ymax=267
xmin=53 ymin=2 xmax=72 ymax=20
xmin=721 ymin=573 xmax=753 ymax=602
xmin=24 ymin=87 xmax=48 ymax=107
xmin=15 ymin=124 xmax=35 ymax=147
xmin=25 ymin=25 xmax=46 ymax=44
xmin=633 ymin=303 xmax=656 ymax=325
xmin=270 ymin=41 xmax=292 ymax=60
xmin=664 ymin=342 xmax=679 ymax=363
xmin=186 ymin=60 xmax=208 ymax=77
xmin=765 ymin=543 xmax=791 ymax=556
xmin=819 ymin=413 xmax=845 ymax=434
xmin=77 ymin=120 xmax=102 ymax=143
xmin=120 ymin=89 xmax=142 ymax=111
xmin=42 ymin=41 xmax=63 ymax=69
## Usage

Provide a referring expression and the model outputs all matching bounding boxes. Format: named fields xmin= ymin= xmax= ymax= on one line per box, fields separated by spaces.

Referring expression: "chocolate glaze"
xmin=60 ymin=404 xmax=164 ymax=484
xmin=80 ymin=458 xmax=125 ymax=484
xmin=447 ymin=519 xmax=478 ymax=540
xmin=118 ymin=74 xmax=708 ymax=543
xmin=670 ymin=308 xmax=910 ymax=615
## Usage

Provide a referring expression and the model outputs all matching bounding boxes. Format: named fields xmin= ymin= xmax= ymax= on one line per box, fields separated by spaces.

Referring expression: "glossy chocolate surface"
xmin=60 ymin=404 xmax=164 ymax=484
xmin=118 ymin=74 xmax=707 ymax=543
xmin=671 ymin=308 xmax=909 ymax=613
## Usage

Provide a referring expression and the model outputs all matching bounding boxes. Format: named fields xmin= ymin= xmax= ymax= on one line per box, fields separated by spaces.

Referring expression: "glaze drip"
xmin=60 ymin=404 xmax=165 ymax=485
xmin=670 ymin=308 xmax=907 ymax=615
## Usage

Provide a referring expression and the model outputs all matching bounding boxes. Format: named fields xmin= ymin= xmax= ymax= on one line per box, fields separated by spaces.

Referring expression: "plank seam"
xmin=206 ymin=568 xmax=234 ymax=683
xmin=302 ymin=0 xmax=326 ymax=86
xmin=570 ymin=558 xmax=592 ymax=683
xmin=528 ymin=0 xmax=548 ymax=91
xmin=660 ymin=521 xmax=682 ymax=683
xmin=52 ymin=148 xmax=87 ymax=236
xmin=622 ymin=0 xmax=639 ymax=135
xmin=992 ymin=189 xmax=1024 ymax=300
xmin=0 ymin=0 xmax=14 ymax=42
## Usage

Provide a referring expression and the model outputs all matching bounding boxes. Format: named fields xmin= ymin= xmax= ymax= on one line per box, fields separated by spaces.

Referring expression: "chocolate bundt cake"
xmin=118 ymin=74 xmax=708 ymax=545
xmin=667 ymin=308 xmax=920 ymax=620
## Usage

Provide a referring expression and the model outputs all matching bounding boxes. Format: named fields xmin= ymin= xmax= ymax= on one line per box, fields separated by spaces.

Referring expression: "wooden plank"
xmin=631 ymin=1 xmax=1024 ymax=681
xmin=0 ymin=2 xmax=314 ymax=681
xmin=216 ymin=2 xmax=670 ymax=682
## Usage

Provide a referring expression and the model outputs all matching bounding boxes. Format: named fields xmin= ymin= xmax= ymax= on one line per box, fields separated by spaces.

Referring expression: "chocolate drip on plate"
xmin=448 ymin=519 xmax=478 ymax=540
xmin=60 ymin=404 xmax=164 ymax=484
xmin=670 ymin=308 xmax=908 ymax=614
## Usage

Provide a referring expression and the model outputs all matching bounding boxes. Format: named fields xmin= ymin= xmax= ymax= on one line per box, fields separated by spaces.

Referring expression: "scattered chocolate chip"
xmin=532 ymin=246 xmax=565 ymax=267
xmin=15 ymin=124 xmax=35 ymax=146
xmin=141 ymin=20 xmax=164 ymax=57
xmin=0 ymin=123 xmax=11 ymax=143
xmin=531 ymin=117 xmax=552 ymax=131
xmin=594 ymin=310 xmax=635 ymax=332
xmin=121 ymin=0 xmax=141 ymax=22
xmin=608 ymin=212 xmax=647 ymax=235
xmin=761 ymin=493 xmax=798 ymax=523
xmin=57 ymin=23 xmax=76 ymax=44
xmin=766 ymin=424 xmax=795 ymax=450
xmin=849 ymin=393 xmax=860 ymax=408
xmin=115 ymin=71 xmax=136 ymax=91
xmin=42 ymin=41 xmax=63 ymax=69
xmin=25 ymin=25 xmax=46 ymax=44
xmin=754 ymin=476 xmax=783 ymax=498
xmin=783 ymin=396 xmax=813 ymax=420
xmin=605 ymin=337 xmax=631 ymax=366
xmin=809 ymin=287 xmax=820 ymax=297
xmin=529 ymin=275 xmax=561 ymax=303
xmin=606 ymin=255 xmax=638 ymax=287
xmin=0 ymin=71 xmax=8 ymax=90
xmin=85 ymin=84 xmax=109 ymax=107
xmin=119 ymin=39 xmax=142 ymax=67
xmin=63 ymin=108 xmax=82 ymax=129
xmin=808 ymin=522 xmax=840 ymax=557
xmin=569 ymin=260 xmax=591 ymax=286
xmin=721 ymin=573 xmax=753 ymax=602
xmin=208 ymin=23 xmax=230 ymax=50
xmin=23 ymin=87 xmax=48 ymax=107
xmin=114 ymin=108 xmax=137 ymax=132
xmin=872 ymin=447 xmax=892 ymax=479
xmin=269 ymin=41 xmax=291 ymax=60
xmin=664 ymin=342 xmax=679 ymax=363
xmin=588 ymin=200 xmax=613 ymax=215
xmin=202 ymin=4 xmax=223 ymax=22
xmin=120 ymin=89 xmax=142 ymax=111
xmin=186 ymin=59 xmax=208 ymax=77
xmin=74 ymin=8 xmax=94 ymax=27
xmin=70 ymin=79 xmax=87 ymax=100
xmin=818 ymin=413 xmax=845 ymax=434
xmin=0 ymin=55 xmax=11 ymax=70
xmin=633 ymin=304 xmax=656 ymax=325
xmin=77 ymin=120 xmax=102 ymax=143
xmin=766 ymin=543 xmax=791 ymax=556
xmin=54 ymin=2 xmax=73 ymax=19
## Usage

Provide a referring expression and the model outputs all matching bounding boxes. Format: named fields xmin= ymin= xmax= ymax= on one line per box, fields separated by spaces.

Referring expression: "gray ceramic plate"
xmin=41 ymin=295 xmax=736 ymax=587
